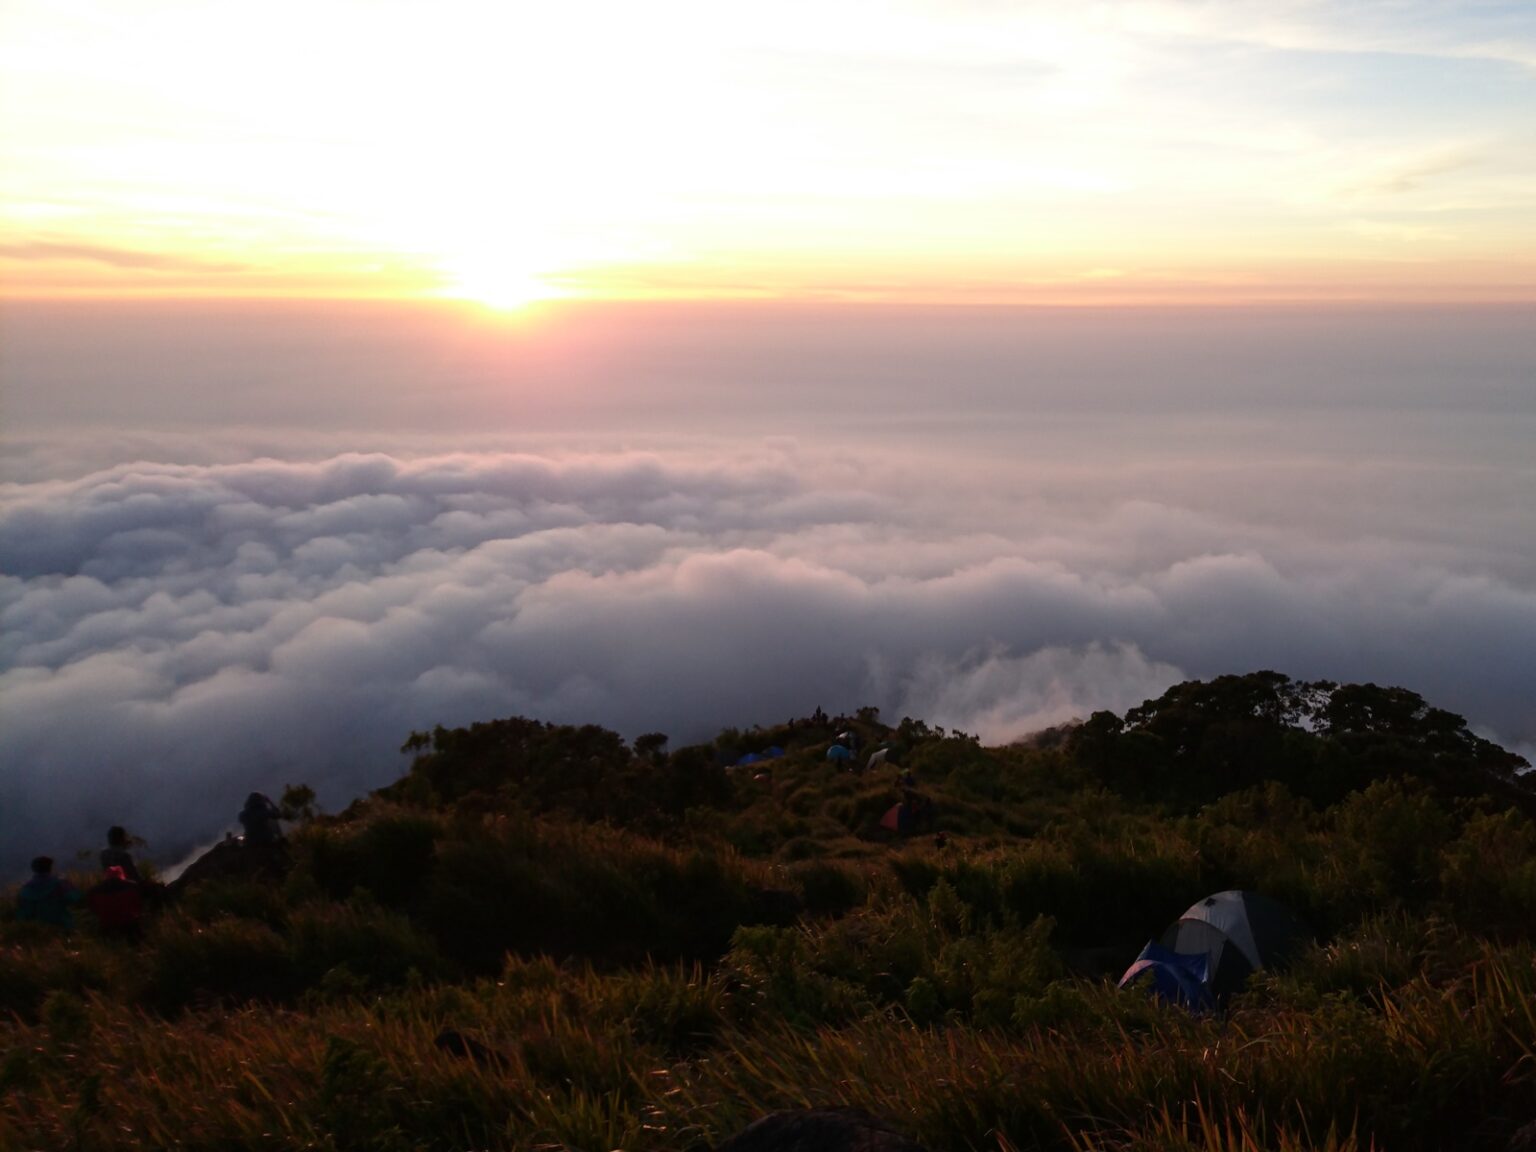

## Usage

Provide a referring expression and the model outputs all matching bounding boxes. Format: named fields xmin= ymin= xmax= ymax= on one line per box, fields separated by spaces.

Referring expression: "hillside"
xmin=3 ymin=671 xmax=1535 ymax=1151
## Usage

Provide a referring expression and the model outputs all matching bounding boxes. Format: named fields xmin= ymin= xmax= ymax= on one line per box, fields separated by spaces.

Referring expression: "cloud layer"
xmin=3 ymin=443 xmax=1534 ymax=869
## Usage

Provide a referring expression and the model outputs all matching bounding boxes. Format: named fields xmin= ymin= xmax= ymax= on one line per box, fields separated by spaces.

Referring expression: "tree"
xmin=634 ymin=732 xmax=669 ymax=762
xmin=280 ymin=783 xmax=319 ymax=824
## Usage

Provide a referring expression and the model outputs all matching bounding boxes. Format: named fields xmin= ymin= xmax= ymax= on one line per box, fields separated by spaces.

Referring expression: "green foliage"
xmin=306 ymin=809 xmax=441 ymax=907
xmin=0 ymin=925 xmax=121 ymax=1019
xmin=789 ymin=859 xmax=867 ymax=915
xmin=1441 ymin=807 xmax=1536 ymax=931
xmin=5 ymin=676 xmax=1536 ymax=1151
xmin=601 ymin=964 xmax=726 ymax=1053
xmin=38 ymin=990 xmax=92 ymax=1047
xmin=1073 ymin=671 xmax=1530 ymax=810
xmin=144 ymin=916 xmax=298 ymax=1012
xmin=279 ymin=782 xmax=320 ymax=823
xmin=1329 ymin=778 xmax=1455 ymax=908
xmin=317 ymin=1036 xmax=417 ymax=1152
xmin=289 ymin=898 xmax=449 ymax=992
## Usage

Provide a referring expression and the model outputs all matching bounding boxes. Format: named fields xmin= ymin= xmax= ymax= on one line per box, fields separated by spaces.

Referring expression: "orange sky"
xmin=3 ymin=0 xmax=1534 ymax=306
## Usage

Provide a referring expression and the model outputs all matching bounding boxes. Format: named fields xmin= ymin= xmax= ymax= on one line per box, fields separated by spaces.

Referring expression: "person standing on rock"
xmin=239 ymin=793 xmax=283 ymax=845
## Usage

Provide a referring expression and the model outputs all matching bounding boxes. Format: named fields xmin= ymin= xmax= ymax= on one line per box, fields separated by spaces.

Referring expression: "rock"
xmin=714 ymin=1107 xmax=927 ymax=1152
xmin=166 ymin=836 xmax=291 ymax=896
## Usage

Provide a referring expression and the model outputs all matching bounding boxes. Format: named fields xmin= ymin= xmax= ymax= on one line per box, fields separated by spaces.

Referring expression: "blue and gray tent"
xmin=826 ymin=744 xmax=853 ymax=762
xmin=1120 ymin=889 xmax=1308 ymax=1006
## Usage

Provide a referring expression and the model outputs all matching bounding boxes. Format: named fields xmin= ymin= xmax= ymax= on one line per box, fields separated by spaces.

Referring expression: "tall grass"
xmin=6 ymin=696 xmax=1536 ymax=1150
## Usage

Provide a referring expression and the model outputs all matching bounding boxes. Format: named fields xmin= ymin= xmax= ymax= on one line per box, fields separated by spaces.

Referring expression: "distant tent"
xmin=867 ymin=748 xmax=891 ymax=771
xmin=1121 ymin=890 xmax=1308 ymax=1007
xmin=736 ymin=752 xmax=762 ymax=767
xmin=879 ymin=802 xmax=908 ymax=833
xmin=826 ymin=744 xmax=853 ymax=762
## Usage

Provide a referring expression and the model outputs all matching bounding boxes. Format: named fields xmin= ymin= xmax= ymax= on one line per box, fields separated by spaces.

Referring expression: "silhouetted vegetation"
xmin=3 ymin=672 xmax=1534 ymax=1150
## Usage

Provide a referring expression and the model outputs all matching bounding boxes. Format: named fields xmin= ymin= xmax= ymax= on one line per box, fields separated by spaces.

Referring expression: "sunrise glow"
xmin=2 ymin=1 xmax=1534 ymax=303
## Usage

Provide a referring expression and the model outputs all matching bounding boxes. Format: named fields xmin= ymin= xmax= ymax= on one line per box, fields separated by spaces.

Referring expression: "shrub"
xmin=144 ymin=916 xmax=297 ymax=1012
xmin=289 ymin=898 xmax=449 ymax=991
xmin=1329 ymin=779 xmax=1455 ymax=909
xmin=304 ymin=810 xmax=440 ymax=907
xmin=1439 ymin=808 xmax=1536 ymax=933
xmin=602 ymin=964 xmax=726 ymax=1053
xmin=791 ymin=860 xmax=866 ymax=916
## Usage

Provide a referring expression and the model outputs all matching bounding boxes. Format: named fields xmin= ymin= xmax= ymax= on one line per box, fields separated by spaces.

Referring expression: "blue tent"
xmin=1121 ymin=891 xmax=1307 ymax=1009
xmin=1118 ymin=942 xmax=1213 ymax=1010
xmin=736 ymin=752 xmax=762 ymax=766
xmin=826 ymin=744 xmax=853 ymax=762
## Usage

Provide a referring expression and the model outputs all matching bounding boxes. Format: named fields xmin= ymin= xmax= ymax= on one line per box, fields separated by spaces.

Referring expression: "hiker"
xmin=101 ymin=825 xmax=143 ymax=882
xmin=86 ymin=866 xmax=144 ymax=940
xmin=16 ymin=857 xmax=83 ymax=929
xmin=239 ymin=792 xmax=283 ymax=845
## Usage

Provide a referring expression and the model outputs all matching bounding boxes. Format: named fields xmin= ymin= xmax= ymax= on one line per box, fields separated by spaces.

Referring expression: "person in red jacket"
xmin=86 ymin=865 xmax=143 ymax=940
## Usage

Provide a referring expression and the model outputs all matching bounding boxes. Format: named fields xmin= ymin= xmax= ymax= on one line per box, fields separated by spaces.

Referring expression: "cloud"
xmin=1120 ymin=1 xmax=1536 ymax=73
xmin=0 ymin=240 xmax=249 ymax=273
xmin=2 ymin=442 xmax=1534 ymax=872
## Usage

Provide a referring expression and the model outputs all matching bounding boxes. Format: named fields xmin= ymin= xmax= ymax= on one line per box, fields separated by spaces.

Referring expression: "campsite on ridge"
xmin=4 ymin=670 xmax=1536 ymax=1150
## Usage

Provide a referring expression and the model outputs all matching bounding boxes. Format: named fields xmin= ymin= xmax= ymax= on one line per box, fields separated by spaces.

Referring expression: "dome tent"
xmin=1121 ymin=889 xmax=1307 ymax=1007
xmin=1158 ymin=889 xmax=1308 ymax=1000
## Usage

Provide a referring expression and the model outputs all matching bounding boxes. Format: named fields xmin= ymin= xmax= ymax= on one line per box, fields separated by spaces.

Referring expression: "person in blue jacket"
xmin=16 ymin=856 xmax=83 ymax=929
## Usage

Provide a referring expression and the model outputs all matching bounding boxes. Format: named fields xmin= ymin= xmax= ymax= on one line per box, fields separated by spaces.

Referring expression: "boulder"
xmin=166 ymin=836 xmax=291 ymax=896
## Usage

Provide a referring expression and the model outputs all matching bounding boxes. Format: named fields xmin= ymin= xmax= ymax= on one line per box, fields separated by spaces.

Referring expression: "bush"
xmin=144 ymin=916 xmax=297 ymax=1012
xmin=791 ymin=860 xmax=866 ymax=916
xmin=603 ymin=964 xmax=726 ymax=1053
xmin=304 ymin=810 xmax=440 ymax=907
xmin=1439 ymin=808 xmax=1536 ymax=933
xmin=289 ymin=898 xmax=449 ymax=991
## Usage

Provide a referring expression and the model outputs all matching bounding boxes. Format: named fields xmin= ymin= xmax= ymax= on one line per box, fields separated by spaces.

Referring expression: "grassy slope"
xmin=4 ymin=675 xmax=1536 ymax=1151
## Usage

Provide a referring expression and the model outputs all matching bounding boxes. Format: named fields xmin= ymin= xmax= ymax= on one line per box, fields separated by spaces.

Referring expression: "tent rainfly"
xmin=1120 ymin=889 xmax=1307 ymax=1006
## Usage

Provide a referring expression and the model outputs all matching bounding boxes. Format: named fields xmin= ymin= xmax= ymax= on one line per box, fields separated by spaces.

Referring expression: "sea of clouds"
xmin=3 ymin=438 xmax=1534 ymax=869
xmin=3 ymin=301 xmax=1533 ymax=868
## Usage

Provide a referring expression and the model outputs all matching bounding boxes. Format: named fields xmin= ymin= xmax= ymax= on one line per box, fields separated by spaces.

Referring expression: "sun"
xmin=442 ymin=259 xmax=567 ymax=311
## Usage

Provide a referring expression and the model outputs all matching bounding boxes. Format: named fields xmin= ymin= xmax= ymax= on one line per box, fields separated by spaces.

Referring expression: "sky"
xmin=1 ymin=2 xmax=1534 ymax=867
xmin=2 ymin=0 xmax=1535 ymax=304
